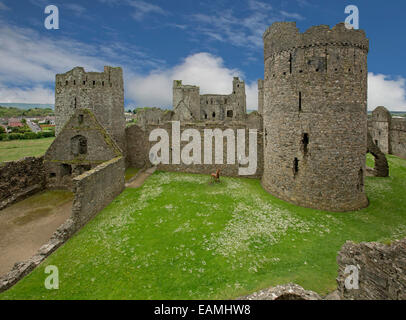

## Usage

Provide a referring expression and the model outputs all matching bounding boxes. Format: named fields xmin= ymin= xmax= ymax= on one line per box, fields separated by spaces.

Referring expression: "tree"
xmin=0 ymin=126 xmax=5 ymax=134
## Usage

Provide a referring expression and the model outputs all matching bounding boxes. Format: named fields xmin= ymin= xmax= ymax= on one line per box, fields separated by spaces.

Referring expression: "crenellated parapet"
xmin=263 ymin=22 xmax=369 ymax=60
xmin=56 ymin=66 xmax=123 ymax=89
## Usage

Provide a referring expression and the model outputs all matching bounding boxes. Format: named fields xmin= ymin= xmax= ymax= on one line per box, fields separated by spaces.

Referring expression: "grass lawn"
xmin=1 ymin=155 xmax=405 ymax=299
xmin=0 ymin=138 xmax=54 ymax=163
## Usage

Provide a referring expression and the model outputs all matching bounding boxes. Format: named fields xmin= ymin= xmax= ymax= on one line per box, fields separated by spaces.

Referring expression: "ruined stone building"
xmin=44 ymin=108 xmax=122 ymax=189
xmin=55 ymin=66 xmax=126 ymax=152
xmin=172 ymin=77 xmax=247 ymax=122
xmin=368 ymin=106 xmax=406 ymax=159
xmin=35 ymin=22 xmax=401 ymax=213
xmin=261 ymin=22 xmax=370 ymax=211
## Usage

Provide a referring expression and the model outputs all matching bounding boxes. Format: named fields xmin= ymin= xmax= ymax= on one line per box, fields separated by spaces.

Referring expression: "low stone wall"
xmin=337 ymin=238 xmax=406 ymax=300
xmin=0 ymin=157 xmax=46 ymax=210
xmin=0 ymin=218 xmax=74 ymax=293
xmin=238 ymin=283 xmax=321 ymax=300
xmin=126 ymin=120 xmax=264 ymax=178
xmin=71 ymin=156 xmax=125 ymax=228
xmin=0 ymin=156 xmax=125 ymax=293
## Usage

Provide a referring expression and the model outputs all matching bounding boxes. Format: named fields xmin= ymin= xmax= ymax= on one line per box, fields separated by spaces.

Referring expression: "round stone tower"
xmin=261 ymin=22 xmax=369 ymax=211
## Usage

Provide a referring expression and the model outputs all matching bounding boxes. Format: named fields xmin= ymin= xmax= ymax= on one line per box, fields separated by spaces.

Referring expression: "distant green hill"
xmin=0 ymin=106 xmax=54 ymax=118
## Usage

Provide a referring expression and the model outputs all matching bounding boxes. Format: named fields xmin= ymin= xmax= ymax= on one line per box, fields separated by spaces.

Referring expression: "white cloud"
xmin=129 ymin=0 xmax=168 ymax=21
xmin=126 ymin=52 xmax=259 ymax=109
xmin=0 ymin=1 xmax=10 ymax=11
xmin=0 ymin=85 xmax=53 ymax=104
xmin=65 ymin=3 xmax=86 ymax=17
xmin=368 ymin=73 xmax=406 ymax=111
xmin=0 ymin=22 xmax=161 ymax=104
xmin=280 ymin=10 xmax=305 ymax=21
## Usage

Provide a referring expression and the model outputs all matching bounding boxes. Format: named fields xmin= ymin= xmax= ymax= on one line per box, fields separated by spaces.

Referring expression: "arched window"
xmin=71 ymin=135 xmax=87 ymax=157
xmin=227 ymin=110 xmax=233 ymax=118
xmin=212 ymin=112 xmax=216 ymax=118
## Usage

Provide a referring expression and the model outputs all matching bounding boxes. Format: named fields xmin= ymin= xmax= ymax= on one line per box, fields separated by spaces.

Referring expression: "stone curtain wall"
xmin=71 ymin=157 xmax=125 ymax=228
xmin=337 ymin=239 xmax=406 ymax=300
xmin=368 ymin=106 xmax=406 ymax=159
xmin=390 ymin=118 xmax=406 ymax=159
xmin=0 ymin=157 xmax=46 ymax=210
xmin=126 ymin=116 xmax=263 ymax=178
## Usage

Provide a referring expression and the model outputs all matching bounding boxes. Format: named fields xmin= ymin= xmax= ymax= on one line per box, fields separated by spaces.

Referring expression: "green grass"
xmin=1 ymin=155 xmax=405 ymax=300
xmin=0 ymin=138 xmax=54 ymax=163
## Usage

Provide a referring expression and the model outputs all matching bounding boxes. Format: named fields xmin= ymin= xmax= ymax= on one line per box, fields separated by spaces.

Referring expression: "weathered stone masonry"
xmin=55 ymin=66 xmax=126 ymax=152
xmin=0 ymin=157 xmax=46 ymax=210
xmin=126 ymin=112 xmax=263 ymax=178
xmin=368 ymin=106 xmax=406 ymax=159
xmin=71 ymin=156 xmax=125 ymax=229
xmin=44 ymin=108 xmax=122 ymax=190
xmin=261 ymin=22 xmax=369 ymax=212
xmin=337 ymin=238 xmax=406 ymax=300
xmin=172 ymin=77 xmax=247 ymax=122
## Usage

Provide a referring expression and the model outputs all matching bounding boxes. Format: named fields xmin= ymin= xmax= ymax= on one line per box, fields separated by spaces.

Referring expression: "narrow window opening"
xmin=227 ymin=110 xmax=233 ymax=118
xmin=79 ymin=114 xmax=84 ymax=124
xmin=375 ymin=140 xmax=378 ymax=147
xmin=294 ymin=158 xmax=299 ymax=176
xmin=204 ymin=113 xmax=208 ymax=119
xmin=66 ymin=80 xmax=68 ymax=85
xmin=74 ymin=97 xmax=77 ymax=109
xmin=302 ymin=133 xmax=309 ymax=155
xmin=299 ymin=92 xmax=302 ymax=112
xmin=289 ymin=53 xmax=292 ymax=74
xmin=49 ymin=172 xmax=56 ymax=178
xmin=102 ymin=81 xmax=105 ymax=86
xmin=93 ymin=81 xmax=96 ymax=86
xmin=83 ymin=81 xmax=86 ymax=85
xmin=212 ymin=112 xmax=216 ymax=118
xmin=73 ymin=80 xmax=76 ymax=85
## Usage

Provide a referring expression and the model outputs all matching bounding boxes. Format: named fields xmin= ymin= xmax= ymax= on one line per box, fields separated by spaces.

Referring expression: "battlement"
xmin=263 ymin=22 xmax=369 ymax=59
xmin=173 ymin=80 xmax=199 ymax=91
xmin=56 ymin=66 xmax=123 ymax=88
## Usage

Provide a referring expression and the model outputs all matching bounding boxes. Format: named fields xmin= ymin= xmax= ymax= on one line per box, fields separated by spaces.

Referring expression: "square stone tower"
xmin=55 ymin=66 xmax=126 ymax=152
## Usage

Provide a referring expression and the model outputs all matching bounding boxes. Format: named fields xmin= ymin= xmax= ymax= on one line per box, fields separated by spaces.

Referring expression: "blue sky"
xmin=0 ymin=0 xmax=405 ymax=110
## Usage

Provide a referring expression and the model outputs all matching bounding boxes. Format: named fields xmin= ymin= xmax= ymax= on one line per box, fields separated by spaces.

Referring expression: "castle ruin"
xmin=55 ymin=66 xmax=126 ymax=152
xmin=261 ymin=22 xmax=369 ymax=211
xmin=173 ymin=77 xmax=247 ymax=122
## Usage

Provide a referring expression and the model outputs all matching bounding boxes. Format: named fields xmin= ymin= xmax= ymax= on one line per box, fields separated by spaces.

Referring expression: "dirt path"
xmin=126 ymin=166 xmax=157 ymax=189
xmin=0 ymin=190 xmax=73 ymax=277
